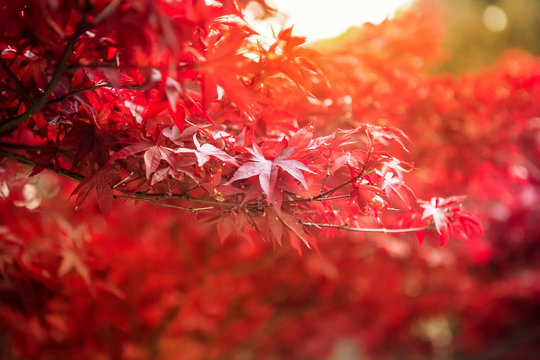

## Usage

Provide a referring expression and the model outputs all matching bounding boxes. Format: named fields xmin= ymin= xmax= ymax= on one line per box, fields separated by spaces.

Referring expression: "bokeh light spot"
xmin=482 ymin=5 xmax=508 ymax=32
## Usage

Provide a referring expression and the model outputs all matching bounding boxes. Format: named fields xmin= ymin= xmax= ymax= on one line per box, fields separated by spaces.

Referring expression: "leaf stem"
xmin=319 ymin=148 xmax=373 ymax=198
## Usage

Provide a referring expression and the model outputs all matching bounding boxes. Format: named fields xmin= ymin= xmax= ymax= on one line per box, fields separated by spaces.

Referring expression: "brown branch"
xmin=0 ymin=142 xmax=48 ymax=151
xmin=67 ymin=63 xmax=171 ymax=71
xmin=112 ymin=194 xmax=218 ymax=214
xmin=0 ymin=150 xmax=84 ymax=182
xmin=45 ymin=84 xmax=112 ymax=106
xmin=1 ymin=150 xmax=425 ymax=234
xmin=281 ymin=194 xmax=350 ymax=205
xmin=125 ymin=192 xmax=240 ymax=208
xmin=299 ymin=220 xmax=432 ymax=234
xmin=45 ymin=83 xmax=142 ymax=107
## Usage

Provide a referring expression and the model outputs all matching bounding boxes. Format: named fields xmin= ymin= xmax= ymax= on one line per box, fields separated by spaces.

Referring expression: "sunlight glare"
xmin=247 ymin=0 xmax=414 ymax=42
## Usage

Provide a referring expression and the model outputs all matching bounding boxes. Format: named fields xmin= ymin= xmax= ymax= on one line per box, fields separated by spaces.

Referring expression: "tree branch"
xmin=45 ymin=84 xmax=112 ymax=106
xmin=112 ymin=194 xmax=219 ymax=214
xmin=45 ymin=83 xmax=142 ymax=107
xmin=0 ymin=150 xmax=84 ymax=182
xmin=299 ymin=221 xmax=432 ymax=234
xmin=1 ymin=150 xmax=431 ymax=235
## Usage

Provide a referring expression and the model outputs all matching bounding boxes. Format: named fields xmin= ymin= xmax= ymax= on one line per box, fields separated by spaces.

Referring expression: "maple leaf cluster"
xmin=2 ymin=1 xmax=539 ymax=360
xmin=0 ymin=0 xmax=479 ymax=249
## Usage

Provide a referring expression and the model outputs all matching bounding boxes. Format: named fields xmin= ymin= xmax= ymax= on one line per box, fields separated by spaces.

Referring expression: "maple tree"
xmin=0 ymin=0 xmax=481 ymax=250
xmin=1 ymin=0 xmax=539 ymax=359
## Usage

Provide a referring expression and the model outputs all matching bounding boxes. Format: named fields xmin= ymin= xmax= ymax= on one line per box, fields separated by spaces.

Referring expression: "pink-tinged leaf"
xmin=420 ymin=197 xmax=450 ymax=234
xmin=193 ymin=135 xmax=239 ymax=167
xmin=111 ymin=142 xmax=153 ymax=161
xmin=71 ymin=166 xmax=119 ymax=216
xmin=102 ymin=68 xmax=120 ymax=89
xmin=176 ymin=135 xmax=239 ymax=167
xmin=288 ymin=126 xmax=314 ymax=156
xmin=228 ymin=144 xmax=275 ymax=197
xmin=144 ymin=146 xmax=162 ymax=179
xmin=193 ymin=152 xmax=211 ymax=167
xmin=380 ymin=172 xmax=415 ymax=208
xmin=199 ymin=143 xmax=238 ymax=166
xmin=271 ymin=187 xmax=283 ymax=216
xmin=229 ymin=144 xmax=313 ymax=200
xmin=378 ymin=157 xmax=413 ymax=180
xmin=278 ymin=176 xmax=304 ymax=196
xmin=341 ymin=124 xmax=410 ymax=151
xmin=240 ymin=182 xmax=263 ymax=205
xmin=259 ymin=161 xmax=278 ymax=199
xmin=353 ymin=181 xmax=386 ymax=210
xmin=419 ymin=196 xmax=479 ymax=246
xmin=330 ymin=152 xmax=355 ymax=175
xmin=95 ymin=172 xmax=113 ymax=216
xmin=58 ymin=249 xmax=91 ymax=287
xmin=165 ymin=77 xmax=182 ymax=111
xmin=279 ymin=211 xmax=317 ymax=252
xmin=158 ymin=147 xmax=176 ymax=167
xmin=150 ymin=167 xmax=170 ymax=186
xmin=124 ymin=144 xmax=176 ymax=179
xmin=274 ymin=147 xmax=315 ymax=189
xmin=228 ymin=160 xmax=269 ymax=184
xmin=267 ymin=208 xmax=284 ymax=246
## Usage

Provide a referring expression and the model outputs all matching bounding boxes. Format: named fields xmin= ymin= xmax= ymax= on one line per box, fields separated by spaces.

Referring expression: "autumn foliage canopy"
xmin=0 ymin=0 xmax=539 ymax=359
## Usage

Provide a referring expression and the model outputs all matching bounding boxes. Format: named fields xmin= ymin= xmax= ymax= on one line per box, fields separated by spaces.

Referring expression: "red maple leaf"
xmin=420 ymin=196 xmax=482 ymax=245
xmin=175 ymin=134 xmax=239 ymax=167
xmin=111 ymin=141 xmax=176 ymax=180
xmin=71 ymin=166 xmax=120 ymax=215
xmin=380 ymin=172 xmax=415 ymax=208
xmin=228 ymin=143 xmax=314 ymax=204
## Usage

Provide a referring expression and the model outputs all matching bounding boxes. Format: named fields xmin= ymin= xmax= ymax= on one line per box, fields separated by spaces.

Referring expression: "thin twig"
xmin=46 ymin=82 xmax=143 ymax=107
xmin=320 ymin=171 xmax=330 ymax=196
xmin=0 ymin=150 xmax=84 ymax=182
xmin=299 ymin=220 xmax=432 ymax=234
xmin=281 ymin=194 xmax=350 ymax=205
xmin=0 ymin=142 xmax=48 ymax=151
xmin=319 ymin=147 xmax=373 ymax=198
xmin=113 ymin=194 xmax=216 ymax=213
xmin=112 ymin=171 xmax=134 ymax=189
xmin=45 ymin=84 xmax=111 ymax=106
xmin=67 ymin=64 xmax=171 ymax=71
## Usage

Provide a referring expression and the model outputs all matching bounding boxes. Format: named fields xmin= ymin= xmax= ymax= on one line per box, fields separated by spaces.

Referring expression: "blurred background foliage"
xmin=315 ymin=0 xmax=540 ymax=73
xmin=436 ymin=0 xmax=540 ymax=72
